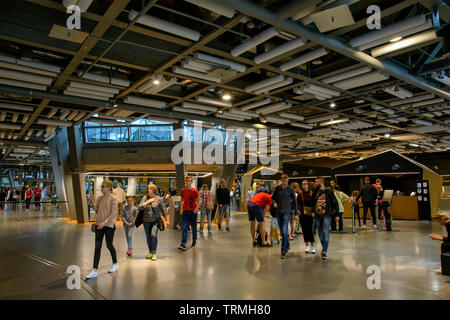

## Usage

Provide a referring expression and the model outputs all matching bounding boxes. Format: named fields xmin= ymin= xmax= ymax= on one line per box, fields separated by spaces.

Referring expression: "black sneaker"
xmin=191 ymin=241 xmax=196 ymax=248
xmin=321 ymin=252 xmax=328 ymax=260
xmin=178 ymin=244 xmax=186 ymax=251
xmin=281 ymin=252 xmax=287 ymax=259
xmin=226 ymin=227 xmax=230 ymax=232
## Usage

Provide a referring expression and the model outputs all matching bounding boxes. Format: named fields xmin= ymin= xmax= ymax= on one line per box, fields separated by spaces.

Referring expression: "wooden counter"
xmin=343 ymin=196 xmax=418 ymax=220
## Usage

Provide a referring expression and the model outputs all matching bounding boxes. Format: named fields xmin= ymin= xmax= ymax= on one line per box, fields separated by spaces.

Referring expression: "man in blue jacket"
xmin=272 ymin=174 xmax=298 ymax=259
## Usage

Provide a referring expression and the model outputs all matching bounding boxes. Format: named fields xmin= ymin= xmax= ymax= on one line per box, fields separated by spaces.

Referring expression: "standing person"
xmin=25 ymin=186 xmax=32 ymax=212
xmin=14 ymin=188 xmax=20 ymax=210
xmin=33 ymin=184 xmax=42 ymax=209
xmin=356 ymin=176 xmax=379 ymax=229
xmin=178 ymin=176 xmax=201 ymax=251
xmin=86 ymin=180 xmax=119 ymax=279
xmin=140 ymin=184 xmax=168 ymax=260
xmin=199 ymin=184 xmax=214 ymax=233
xmin=350 ymin=190 xmax=361 ymax=227
xmin=374 ymin=179 xmax=383 ymax=220
xmin=235 ymin=184 xmax=241 ymax=211
xmin=113 ymin=182 xmax=126 ymax=221
xmin=289 ymin=182 xmax=300 ymax=240
xmin=299 ymin=180 xmax=316 ymax=254
xmin=121 ymin=196 xmax=137 ymax=257
xmin=380 ymin=188 xmax=394 ymax=231
xmin=272 ymin=174 xmax=298 ymax=259
xmin=41 ymin=186 xmax=50 ymax=208
xmin=428 ymin=213 xmax=450 ymax=275
xmin=312 ymin=177 xmax=339 ymax=260
xmin=5 ymin=188 xmax=12 ymax=211
xmin=216 ymin=178 xmax=231 ymax=232
xmin=330 ymin=181 xmax=350 ymax=233
xmin=0 ymin=188 xmax=5 ymax=211
xmin=247 ymin=190 xmax=272 ymax=247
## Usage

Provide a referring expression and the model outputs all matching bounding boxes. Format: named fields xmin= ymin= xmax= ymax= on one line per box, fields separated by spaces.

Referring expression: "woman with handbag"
xmin=139 ymin=184 xmax=168 ymax=261
xmin=86 ymin=180 xmax=119 ymax=279
xmin=199 ymin=184 xmax=214 ymax=233
xmin=299 ymin=180 xmax=316 ymax=254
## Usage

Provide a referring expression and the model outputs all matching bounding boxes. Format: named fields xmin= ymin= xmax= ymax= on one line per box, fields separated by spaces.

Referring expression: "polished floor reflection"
xmin=0 ymin=208 xmax=449 ymax=300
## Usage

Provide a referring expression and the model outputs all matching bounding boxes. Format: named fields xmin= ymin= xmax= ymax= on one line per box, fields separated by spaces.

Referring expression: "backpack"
xmin=315 ymin=191 xmax=327 ymax=215
xmin=256 ymin=224 xmax=267 ymax=247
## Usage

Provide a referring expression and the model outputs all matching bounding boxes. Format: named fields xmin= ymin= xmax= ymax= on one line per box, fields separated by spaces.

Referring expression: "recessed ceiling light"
xmin=222 ymin=93 xmax=232 ymax=101
xmin=330 ymin=102 xmax=336 ymax=108
xmin=384 ymin=133 xmax=391 ymax=138
xmin=315 ymin=152 xmax=319 ymax=156
xmin=312 ymin=58 xmax=322 ymax=65
xmin=390 ymin=36 xmax=402 ymax=42
xmin=355 ymin=99 xmax=365 ymax=104
xmin=153 ymin=79 xmax=160 ymax=85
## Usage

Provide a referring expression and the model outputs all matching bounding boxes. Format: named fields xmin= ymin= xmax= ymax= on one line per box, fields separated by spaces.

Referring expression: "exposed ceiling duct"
xmin=253 ymin=38 xmax=306 ymax=64
xmin=333 ymin=71 xmax=389 ymax=89
xmin=185 ymin=0 xmax=235 ymax=18
xmin=182 ymin=102 xmax=217 ymax=112
xmin=231 ymin=27 xmax=279 ymax=57
xmin=279 ymin=47 xmax=327 ymax=72
xmin=195 ymin=96 xmax=232 ymax=107
xmin=371 ymin=30 xmax=438 ymax=57
xmin=173 ymin=66 xmax=221 ymax=83
xmin=383 ymin=86 xmax=413 ymax=99
xmin=240 ymin=99 xmax=271 ymax=111
xmin=129 ymin=9 xmax=200 ymax=41
xmin=124 ymin=96 xmax=166 ymax=109
xmin=245 ymin=75 xmax=285 ymax=93
xmin=321 ymin=66 xmax=372 ymax=84
xmin=255 ymin=101 xmax=292 ymax=114
xmin=193 ymin=53 xmax=246 ymax=72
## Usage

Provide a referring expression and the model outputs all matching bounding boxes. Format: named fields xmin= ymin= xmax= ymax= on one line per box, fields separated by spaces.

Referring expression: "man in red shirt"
xmin=33 ymin=184 xmax=42 ymax=209
xmin=247 ymin=191 xmax=272 ymax=247
xmin=25 ymin=186 xmax=32 ymax=212
xmin=178 ymin=176 xmax=201 ymax=251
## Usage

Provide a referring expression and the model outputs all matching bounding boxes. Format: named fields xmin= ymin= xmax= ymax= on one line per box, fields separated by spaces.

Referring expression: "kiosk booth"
xmin=333 ymin=150 xmax=443 ymax=220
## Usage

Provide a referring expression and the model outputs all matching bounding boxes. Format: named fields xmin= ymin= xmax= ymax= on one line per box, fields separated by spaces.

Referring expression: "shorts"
xmin=247 ymin=202 xmax=264 ymax=222
xmin=219 ymin=204 xmax=230 ymax=217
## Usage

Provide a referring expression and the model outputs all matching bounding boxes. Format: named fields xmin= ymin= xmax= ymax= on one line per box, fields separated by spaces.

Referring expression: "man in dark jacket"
xmin=312 ymin=177 xmax=339 ymax=260
xmin=356 ymin=176 xmax=379 ymax=229
xmin=429 ymin=213 xmax=450 ymax=276
xmin=216 ymin=178 xmax=231 ymax=232
xmin=272 ymin=174 xmax=298 ymax=259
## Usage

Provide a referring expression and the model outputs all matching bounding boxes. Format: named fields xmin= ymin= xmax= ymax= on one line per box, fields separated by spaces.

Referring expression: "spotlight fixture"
xmin=222 ymin=93 xmax=232 ymax=101
xmin=153 ymin=79 xmax=160 ymax=85
xmin=384 ymin=133 xmax=391 ymax=138
xmin=330 ymin=102 xmax=336 ymax=108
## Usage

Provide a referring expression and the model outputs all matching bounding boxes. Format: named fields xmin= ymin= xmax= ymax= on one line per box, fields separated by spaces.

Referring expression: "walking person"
xmin=272 ymin=174 xmax=298 ymax=259
xmin=312 ymin=177 xmax=339 ymax=260
xmin=330 ymin=181 xmax=350 ymax=233
xmin=199 ymin=184 xmax=214 ymax=233
xmin=247 ymin=190 xmax=272 ymax=247
xmin=86 ymin=180 xmax=119 ymax=279
xmin=33 ymin=184 xmax=42 ymax=210
xmin=216 ymin=178 xmax=231 ymax=232
xmin=25 ymin=186 xmax=32 ymax=212
xmin=0 ymin=188 xmax=5 ymax=212
xmin=178 ymin=176 xmax=201 ymax=251
xmin=235 ymin=184 xmax=241 ymax=211
xmin=113 ymin=182 xmax=126 ymax=221
xmin=121 ymin=196 xmax=137 ymax=257
xmin=139 ymin=184 xmax=168 ymax=260
xmin=5 ymin=188 xmax=12 ymax=211
xmin=428 ymin=213 xmax=450 ymax=275
xmin=356 ymin=176 xmax=379 ymax=229
xmin=350 ymin=190 xmax=361 ymax=227
xmin=298 ymin=180 xmax=316 ymax=254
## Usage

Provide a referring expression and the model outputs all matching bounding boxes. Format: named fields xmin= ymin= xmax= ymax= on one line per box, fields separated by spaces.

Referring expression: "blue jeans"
xmin=276 ymin=212 xmax=291 ymax=253
xmin=200 ymin=208 xmax=211 ymax=231
xmin=182 ymin=210 xmax=198 ymax=245
xmin=143 ymin=221 xmax=159 ymax=254
xmin=315 ymin=215 xmax=332 ymax=253
xmin=123 ymin=223 xmax=135 ymax=250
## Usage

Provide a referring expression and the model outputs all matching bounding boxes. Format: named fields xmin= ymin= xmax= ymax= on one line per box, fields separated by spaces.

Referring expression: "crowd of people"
xmin=0 ymin=184 xmax=51 ymax=212
xmin=82 ymin=175 xmax=448 ymax=281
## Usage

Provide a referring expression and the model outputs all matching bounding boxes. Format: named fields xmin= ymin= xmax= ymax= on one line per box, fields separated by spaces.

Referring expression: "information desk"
xmin=343 ymin=196 xmax=419 ymax=220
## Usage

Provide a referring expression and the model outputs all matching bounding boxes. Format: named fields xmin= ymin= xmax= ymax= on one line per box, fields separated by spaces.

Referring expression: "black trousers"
xmin=353 ymin=205 xmax=361 ymax=226
xmin=330 ymin=212 xmax=344 ymax=231
xmin=93 ymin=226 xmax=117 ymax=269
xmin=299 ymin=214 xmax=314 ymax=243
xmin=35 ymin=196 xmax=40 ymax=208
xmin=380 ymin=201 xmax=392 ymax=231
xmin=362 ymin=203 xmax=377 ymax=226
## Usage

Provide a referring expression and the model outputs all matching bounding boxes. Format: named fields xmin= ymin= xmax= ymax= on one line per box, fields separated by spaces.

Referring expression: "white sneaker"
xmin=305 ymin=246 xmax=310 ymax=253
xmin=85 ymin=269 xmax=98 ymax=279
xmin=373 ymin=224 xmax=377 ymax=230
xmin=311 ymin=247 xmax=316 ymax=254
xmin=108 ymin=263 xmax=119 ymax=273
xmin=363 ymin=224 xmax=366 ymax=228
xmin=435 ymin=268 xmax=442 ymax=274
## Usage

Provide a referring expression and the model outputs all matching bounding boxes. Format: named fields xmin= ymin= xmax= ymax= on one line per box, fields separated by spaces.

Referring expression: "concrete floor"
xmin=0 ymin=207 xmax=449 ymax=300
